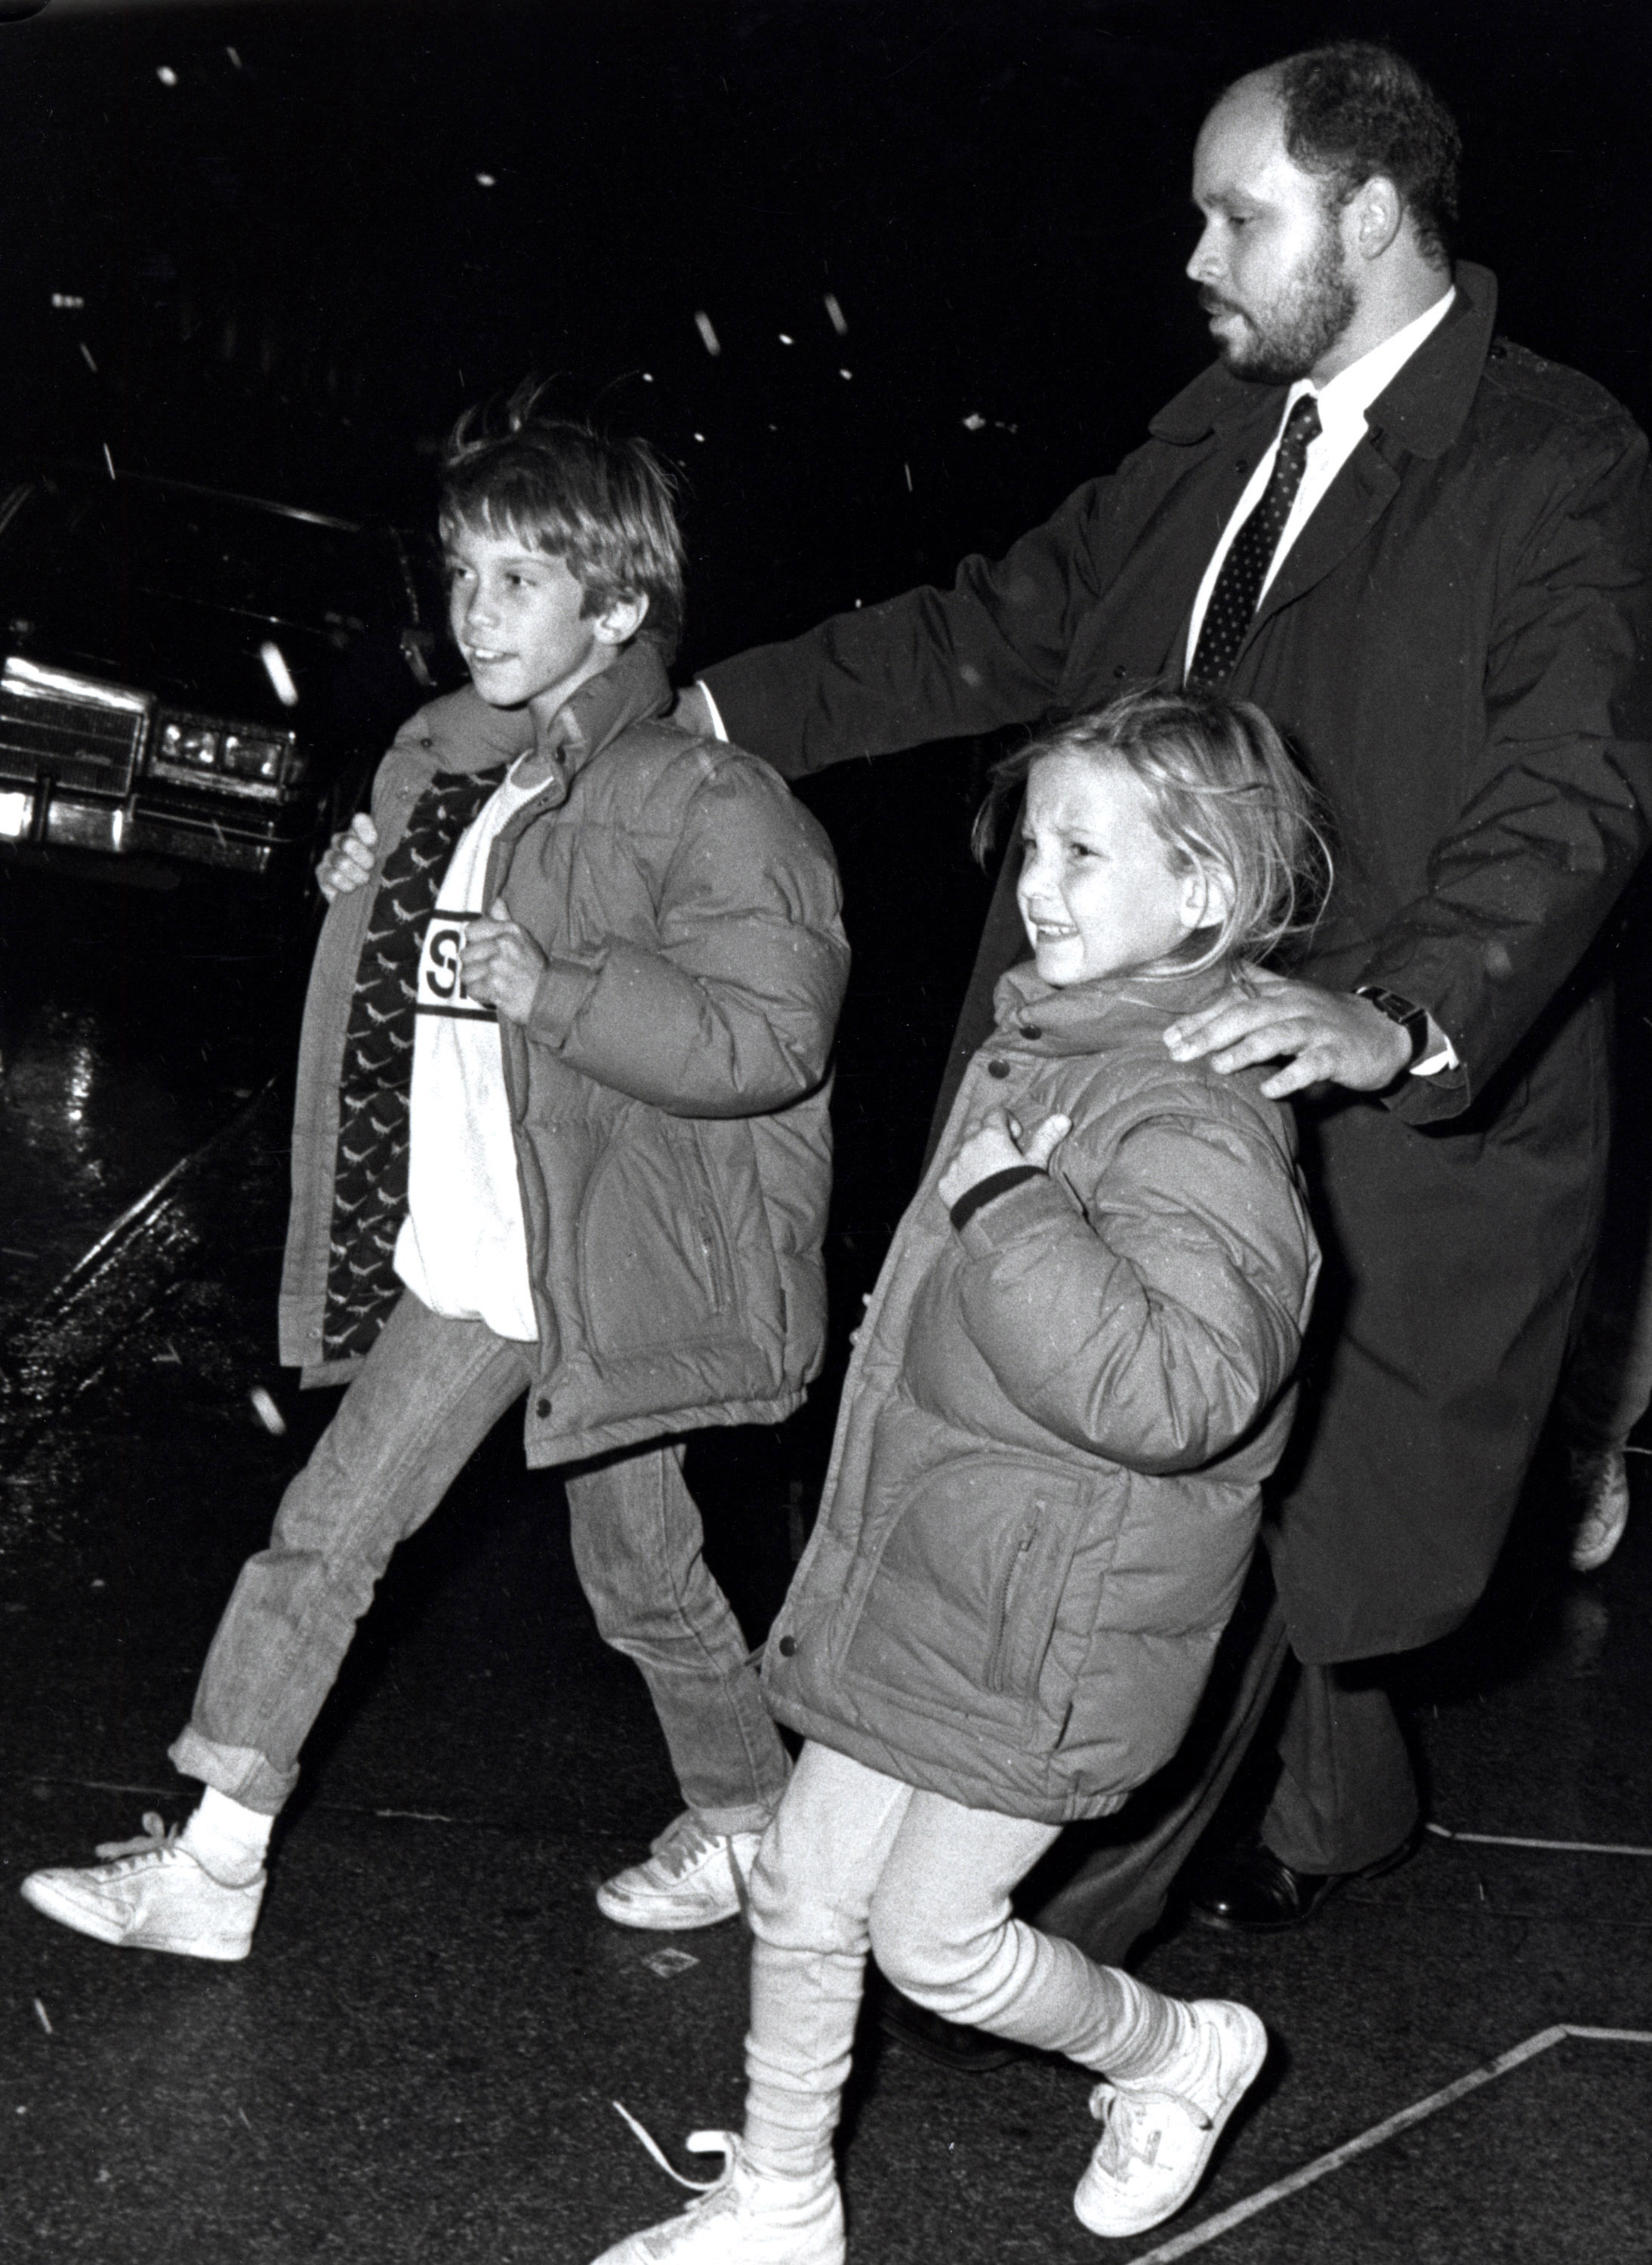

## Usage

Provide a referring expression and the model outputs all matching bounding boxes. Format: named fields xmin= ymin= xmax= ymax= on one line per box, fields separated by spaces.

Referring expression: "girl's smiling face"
xmin=1016 ymin=752 xmax=1217 ymax=986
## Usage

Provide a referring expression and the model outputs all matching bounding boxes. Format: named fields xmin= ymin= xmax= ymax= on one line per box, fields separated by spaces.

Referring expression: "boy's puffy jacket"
xmin=763 ymin=962 xmax=1318 ymax=1823
xmin=278 ymin=643 xmax=849 ymax=1468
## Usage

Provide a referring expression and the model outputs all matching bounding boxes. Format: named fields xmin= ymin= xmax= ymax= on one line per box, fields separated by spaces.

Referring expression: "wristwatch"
xmin=1355 ymin=985 xmax=1430 ymax=1067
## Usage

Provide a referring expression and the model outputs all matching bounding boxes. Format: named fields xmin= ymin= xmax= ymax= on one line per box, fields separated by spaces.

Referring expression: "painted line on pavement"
xmin=1130 ymin=2026 xmax=1652 ymax=2263
xmin=1427 ymin=1821 xmax=1652 ymax=1858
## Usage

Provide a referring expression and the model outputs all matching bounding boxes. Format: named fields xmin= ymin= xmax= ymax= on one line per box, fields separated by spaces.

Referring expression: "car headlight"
xmin=158 ymin=719 xmax=221 ymax=770
xmin=223 ymin=731 xmax=297 ymax=784
xmin=152 ymin=712 xmax=306 ymax=799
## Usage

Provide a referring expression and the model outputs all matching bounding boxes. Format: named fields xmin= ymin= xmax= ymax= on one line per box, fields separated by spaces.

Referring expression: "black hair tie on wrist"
xmin=948 ymin=1164 xmax=1043 ymax=1233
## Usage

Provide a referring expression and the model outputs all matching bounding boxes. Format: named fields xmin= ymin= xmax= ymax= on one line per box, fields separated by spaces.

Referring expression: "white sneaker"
xmin=20 ymin=1814 xmax=264 ymax=1961
xmin=1570 ymin=1446 xmax=1631 ymax=1573
xmin=1074 ymin=1998 xmax=1267 ymax=2237
xmin=596 ymin=1812 xmax=764 ymax=1932
xmin=590 ymin=2132 xmax=843 ymax=2264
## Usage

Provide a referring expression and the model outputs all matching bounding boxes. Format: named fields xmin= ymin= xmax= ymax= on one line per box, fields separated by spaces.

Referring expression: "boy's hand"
xmin=317 ymin=811 xmax=378 ymax=901
xmin=938 ymin=1108 xmax=1071 ymax=1208
xmin=461 ymin=897 xmax=548 ymax=1024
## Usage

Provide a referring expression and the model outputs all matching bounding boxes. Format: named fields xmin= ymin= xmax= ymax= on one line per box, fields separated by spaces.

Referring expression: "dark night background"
xmin=3 ymin=0 xmax=1649 ymax=643
xmin=4 ymin=7 xmax=1652 ymax=2261
xmin=8 ymin=0 xmax=1643 ymax=1317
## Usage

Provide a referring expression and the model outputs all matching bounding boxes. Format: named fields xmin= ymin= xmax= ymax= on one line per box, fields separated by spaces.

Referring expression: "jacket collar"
xmin=1148 ymin=260 xmax=1497 ymax=464
xmin=424 ymin=641 xmax=674 ymax=795
xmin=995 ymin=956 xmax=1236 ymax=1043
xmin=537 ymin=639 xmax=674 ymax=788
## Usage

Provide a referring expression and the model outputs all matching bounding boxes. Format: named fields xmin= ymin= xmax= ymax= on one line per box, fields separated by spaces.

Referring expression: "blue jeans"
xmin=170 ymin=1290 xmax=790 ymax=1828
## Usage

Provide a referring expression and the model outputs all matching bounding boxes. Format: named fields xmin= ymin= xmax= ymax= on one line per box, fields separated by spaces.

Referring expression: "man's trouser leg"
xmin=1031 ymin=1565 xmax=1293 ymax=1966
xmin=564 ymin=1439 xmax=791 ymax=1835
xmin=171 ymin=1293 xmax=534 ymax=1814
xmin=1257 ymin=1662 xmax=1419 ymax=1875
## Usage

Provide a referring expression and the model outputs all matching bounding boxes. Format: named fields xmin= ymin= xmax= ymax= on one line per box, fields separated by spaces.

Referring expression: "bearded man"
xmin=677 ymin=42 xmax=1652 ymax=1983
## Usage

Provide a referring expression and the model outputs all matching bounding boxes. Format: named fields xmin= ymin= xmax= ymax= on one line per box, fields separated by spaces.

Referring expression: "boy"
xmin=21 ymin=401 xmax=849 ymax=1959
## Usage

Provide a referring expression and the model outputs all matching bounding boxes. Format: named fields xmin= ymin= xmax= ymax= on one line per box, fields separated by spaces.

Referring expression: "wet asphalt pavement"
xmin=4 ymin=857 xmax=1652 ymax=2265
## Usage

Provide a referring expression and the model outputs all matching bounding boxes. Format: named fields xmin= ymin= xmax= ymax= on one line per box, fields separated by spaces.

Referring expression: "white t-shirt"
xmin=393 ymin=756 xmax=548 ymax=1339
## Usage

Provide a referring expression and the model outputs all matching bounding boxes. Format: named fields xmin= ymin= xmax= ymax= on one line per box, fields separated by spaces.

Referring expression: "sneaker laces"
xmin=93 ymin=1813 xmax=181 ymax=1863
xmin=1087 ymin=2077 xmax=1212 ymax=2177
xmin=643 ymin=1817 xmax=753 ymax=1920
xmin=612 ymin=2100 xmax=733 ymax=2196
xmin=648 ymin=1815 xmax=721 ymax=1879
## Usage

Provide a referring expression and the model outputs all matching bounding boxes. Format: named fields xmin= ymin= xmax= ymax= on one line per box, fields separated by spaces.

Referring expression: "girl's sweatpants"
xmin=744 ymin=1738 xmax=1182 ymax=2177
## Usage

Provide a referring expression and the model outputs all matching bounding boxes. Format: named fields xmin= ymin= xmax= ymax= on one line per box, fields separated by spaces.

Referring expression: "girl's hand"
xmin=316 ymin=811 xmax=378 ymax=901
xmin=938 ymin=1108 xmax=1071 ymax=1208
xmin=461 ymin=897 xmax=548 ymax=1024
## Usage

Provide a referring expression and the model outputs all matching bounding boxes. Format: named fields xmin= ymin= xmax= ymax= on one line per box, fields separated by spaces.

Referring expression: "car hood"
xmin=5 ymin=583 xmax=349 ymax=729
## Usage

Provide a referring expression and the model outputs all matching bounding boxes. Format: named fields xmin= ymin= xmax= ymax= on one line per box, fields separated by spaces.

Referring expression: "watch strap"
xmin=1355 ymin=985 xmax=1430 ymax=1066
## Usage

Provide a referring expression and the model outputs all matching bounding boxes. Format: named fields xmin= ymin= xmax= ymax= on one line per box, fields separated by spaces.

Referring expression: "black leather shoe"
xmin=874 ymin=1983 xmax=1022 ymax=2072
xmin=1191 ymin=1831 xmax=1419 ymax=1934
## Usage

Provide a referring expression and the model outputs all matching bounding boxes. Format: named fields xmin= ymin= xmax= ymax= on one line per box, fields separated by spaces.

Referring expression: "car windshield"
xmin=0 ymin=476 xmax=415 ymax=639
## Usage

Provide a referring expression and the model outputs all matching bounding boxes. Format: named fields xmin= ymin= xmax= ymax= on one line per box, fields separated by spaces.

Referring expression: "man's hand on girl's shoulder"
xmin=1162 ymin=969 xmax=1414 ymax=1099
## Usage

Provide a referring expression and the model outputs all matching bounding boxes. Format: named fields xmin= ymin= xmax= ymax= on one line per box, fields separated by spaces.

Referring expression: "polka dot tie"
xmin=1188 ymin=393 xmax=1322 ymax=686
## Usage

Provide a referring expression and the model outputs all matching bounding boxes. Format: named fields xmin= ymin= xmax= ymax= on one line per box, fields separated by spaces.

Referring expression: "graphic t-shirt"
xmin=392 ymin=755 xmax=549 ymax=1339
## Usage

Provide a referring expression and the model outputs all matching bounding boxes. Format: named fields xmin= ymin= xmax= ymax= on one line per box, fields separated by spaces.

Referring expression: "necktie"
xmin=1188 ymin=393 xmax=1322 ymax=685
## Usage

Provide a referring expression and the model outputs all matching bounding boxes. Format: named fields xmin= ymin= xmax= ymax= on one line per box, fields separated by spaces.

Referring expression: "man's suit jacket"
xmin=704 ymin=263 xmax=1652 ymax=1663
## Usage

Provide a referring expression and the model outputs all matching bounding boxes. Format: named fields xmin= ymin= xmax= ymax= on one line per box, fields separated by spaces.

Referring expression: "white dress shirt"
xmin=1183 ymin=285 xmax=1456 ymax=666
xmin=1185 ymin=285 xmax=1458 ymax=1071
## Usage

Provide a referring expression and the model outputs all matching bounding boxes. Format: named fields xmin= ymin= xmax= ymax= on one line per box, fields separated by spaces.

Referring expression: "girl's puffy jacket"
xmin=277 ymin=643 xmax=849 ymax=1468
xmin=763 ymin=960 xmax=1318 ymax=1823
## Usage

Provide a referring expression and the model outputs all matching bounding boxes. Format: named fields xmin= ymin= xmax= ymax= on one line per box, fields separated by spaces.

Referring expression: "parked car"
xmin=0 ymin=467 xmax=454 ymax=894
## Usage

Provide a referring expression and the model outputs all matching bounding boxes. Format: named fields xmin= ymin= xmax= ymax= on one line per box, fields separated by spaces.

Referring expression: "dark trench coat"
xmin=704 ymin=263 xmax=1652 ymax=1665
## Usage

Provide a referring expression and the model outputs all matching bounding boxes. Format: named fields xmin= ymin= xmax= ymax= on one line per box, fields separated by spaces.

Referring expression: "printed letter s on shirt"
xmin=416 ymin=914 xmax=491 ymax=1018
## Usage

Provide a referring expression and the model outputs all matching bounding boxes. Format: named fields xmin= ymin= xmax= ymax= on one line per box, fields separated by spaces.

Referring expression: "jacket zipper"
xmin=985 ymin=1507 xmax=1043 ymax=1696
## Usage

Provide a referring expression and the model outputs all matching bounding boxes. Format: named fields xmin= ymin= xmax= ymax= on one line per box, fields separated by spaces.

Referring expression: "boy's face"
xmin=1016 ymin=753 xmax=1213 ymax=986
xmin=443 ymin=520 xmax=643 ymax=723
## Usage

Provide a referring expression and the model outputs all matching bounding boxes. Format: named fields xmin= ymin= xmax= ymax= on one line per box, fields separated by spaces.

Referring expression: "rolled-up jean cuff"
xmin=168 ymin=1725 xmax=298 ymax=1818
xmin=690 ymin=1796 xmax=784 ymax=1839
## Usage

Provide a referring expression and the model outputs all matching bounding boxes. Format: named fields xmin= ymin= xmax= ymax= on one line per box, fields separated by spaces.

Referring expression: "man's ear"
xmin=1348 ymin=174 xmax=1404 ymax=263
xmin=593 ymin=590 xmax=649 ymax=646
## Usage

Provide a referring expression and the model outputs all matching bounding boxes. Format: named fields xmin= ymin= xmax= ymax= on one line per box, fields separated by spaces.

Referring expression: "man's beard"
xmin=1203 ymin=219 xmax=1358 ymax=384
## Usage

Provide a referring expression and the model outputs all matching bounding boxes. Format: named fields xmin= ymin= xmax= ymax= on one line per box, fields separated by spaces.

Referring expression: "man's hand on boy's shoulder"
xmin=461 ymin=898 xmax=549 ymax=1025
xmin=316 ymin=812 xmax=378 ymax=903
xmin=670 ymin=683 xmax=718 ymax=738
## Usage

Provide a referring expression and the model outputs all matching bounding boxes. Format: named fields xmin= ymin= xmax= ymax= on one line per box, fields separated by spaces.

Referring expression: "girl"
xmin=593 ymin=686 xmax=1325 ymax=2260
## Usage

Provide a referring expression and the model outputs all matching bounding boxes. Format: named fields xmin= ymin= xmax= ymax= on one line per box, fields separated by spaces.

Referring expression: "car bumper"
xmin=0 ymin=781 xmax=308 ymax=878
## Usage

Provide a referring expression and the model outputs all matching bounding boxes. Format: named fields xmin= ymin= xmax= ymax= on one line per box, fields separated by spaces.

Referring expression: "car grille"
xmin=0 ymin=656 xmax=151 ymax=799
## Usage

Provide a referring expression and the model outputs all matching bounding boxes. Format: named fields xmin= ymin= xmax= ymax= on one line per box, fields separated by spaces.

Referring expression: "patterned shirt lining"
xmin=321 ymin=766 xmax=508 ymax=1361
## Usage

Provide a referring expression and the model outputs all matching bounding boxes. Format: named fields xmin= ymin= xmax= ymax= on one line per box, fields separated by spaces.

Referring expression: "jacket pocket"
xmin=836 ymin=1452 xmax=1085 ymax=1721
xmin=578 ymin=1123 xmax=740 ymax=1357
